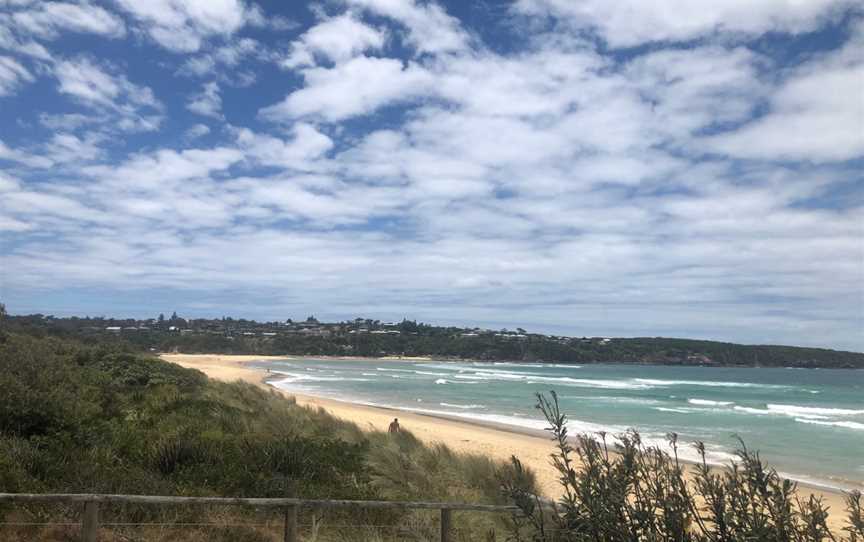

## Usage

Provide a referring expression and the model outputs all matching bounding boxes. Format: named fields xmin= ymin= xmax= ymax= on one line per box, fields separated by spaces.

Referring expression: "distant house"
xmin=105 ymin=326 xmax=121 ymax=332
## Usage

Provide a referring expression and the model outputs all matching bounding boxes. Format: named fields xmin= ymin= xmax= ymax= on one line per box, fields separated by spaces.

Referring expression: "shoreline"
xmin=160 ymin=353 xmax=854 ymax=528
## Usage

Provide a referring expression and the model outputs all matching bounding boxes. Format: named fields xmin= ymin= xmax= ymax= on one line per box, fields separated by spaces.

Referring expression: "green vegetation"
xmin=1 ymin=323 xmax=862 ymax=541
xmin=8 ymin=313 xmax=864 ymax=368
xmin=502 ymin=392 xmax=864 ymax=542
xmin=0 ymin=331 xmax=531 ymax=541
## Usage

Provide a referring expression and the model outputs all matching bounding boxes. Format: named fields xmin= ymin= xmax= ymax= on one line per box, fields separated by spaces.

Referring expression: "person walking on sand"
xmin=388 ymin=418 xmax=400 ymax=434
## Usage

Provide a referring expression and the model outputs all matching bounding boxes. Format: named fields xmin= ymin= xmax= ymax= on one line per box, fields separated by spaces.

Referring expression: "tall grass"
xmin=0 ymin=332 xmax=533 ymax=540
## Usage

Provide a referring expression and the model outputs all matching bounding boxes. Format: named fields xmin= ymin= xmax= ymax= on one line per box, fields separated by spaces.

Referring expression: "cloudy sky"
xmin=1 ymin=0 xmax=862 ymax=350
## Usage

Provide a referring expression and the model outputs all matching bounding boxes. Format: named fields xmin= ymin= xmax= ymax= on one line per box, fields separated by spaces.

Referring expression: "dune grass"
xmin=0 ymin=332 xmax=533 ymax=541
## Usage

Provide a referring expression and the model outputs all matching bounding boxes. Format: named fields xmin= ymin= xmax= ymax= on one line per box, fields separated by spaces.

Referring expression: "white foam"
xmin=532 ymin=377 xmax=652 ymax=390
xmin=447 ymin=372 xmax=647 ymax=389
xmin=439 ymin=402 xmax=486 ymax=410
xmin=434 ymin=378 xmax=448 ymax=385
xmin=688 ymin=399 xmax=734 ymax=407
xmin=733 ymin=406 xmax=772 ymax=415
xmin=272 ymin=372 xmax=371 ymax=384
xmin=400 ymin=407 xmax=551 ymax=432
xmin=795 ymin=419 xmax=864 ymax=431
xmin=413 ymin=370 xmax=451 ymax=377
xmin=634 ymin=378 xmax=785 ymax=389
xmin=655 ymin=407 xmax=690 ymax=414
xmin=766 ymin=404 xmax=864 ymax=417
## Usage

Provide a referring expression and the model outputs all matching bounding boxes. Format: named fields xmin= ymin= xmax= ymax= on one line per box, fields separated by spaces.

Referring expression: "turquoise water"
xmin=249 ymin=359 xmax=864 ymax=491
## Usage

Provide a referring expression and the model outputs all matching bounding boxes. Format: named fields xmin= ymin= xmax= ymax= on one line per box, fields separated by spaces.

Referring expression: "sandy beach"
xmin=161 ymin=353 xmax=853 ymax=529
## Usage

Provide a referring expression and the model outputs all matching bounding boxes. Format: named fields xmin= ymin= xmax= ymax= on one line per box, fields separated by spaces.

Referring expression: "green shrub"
xmin=503 ymin=391 xmax=864 ymax=542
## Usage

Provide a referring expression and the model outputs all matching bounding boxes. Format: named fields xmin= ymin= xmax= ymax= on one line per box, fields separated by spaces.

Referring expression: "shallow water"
xmin=249 ymin=358 xmax=864 ymax=491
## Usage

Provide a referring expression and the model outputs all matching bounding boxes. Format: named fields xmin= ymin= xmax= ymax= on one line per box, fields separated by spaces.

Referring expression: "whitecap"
xmin=795 ymin=419 xmax=864 ymax=431
xmin=634 ymin=378 xmax=785 ymax=389
xmin=766 ymin=404 xmax=864 ymax=417
xmin=688 ymin=399 xmax=734 ymax=407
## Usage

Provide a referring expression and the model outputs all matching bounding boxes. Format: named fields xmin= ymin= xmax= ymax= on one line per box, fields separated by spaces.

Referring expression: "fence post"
xmin=440 ymin=508 xmax=452 ymax=542
xmin=82 ymin=501 xmax=99 ymax=542
xmin=283 ymin=505 xmax=298 ymax=542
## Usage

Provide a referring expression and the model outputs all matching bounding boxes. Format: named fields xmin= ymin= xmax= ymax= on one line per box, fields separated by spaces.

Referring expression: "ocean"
xmin=248 ymin=358 xmax=864 ymax=492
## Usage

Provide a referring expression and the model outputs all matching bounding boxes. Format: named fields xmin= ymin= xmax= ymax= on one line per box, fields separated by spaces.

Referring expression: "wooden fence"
xmin=0 ymin=493 xmax=522 ymax=542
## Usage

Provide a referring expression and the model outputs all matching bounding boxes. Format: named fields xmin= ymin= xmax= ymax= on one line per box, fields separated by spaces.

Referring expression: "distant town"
xmin=5 ymin=311 xmax=862 ymax=369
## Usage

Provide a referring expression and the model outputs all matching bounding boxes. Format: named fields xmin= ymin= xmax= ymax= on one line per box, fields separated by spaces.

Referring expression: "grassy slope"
xmin=0 ymin=332 xmax=532 ymax=541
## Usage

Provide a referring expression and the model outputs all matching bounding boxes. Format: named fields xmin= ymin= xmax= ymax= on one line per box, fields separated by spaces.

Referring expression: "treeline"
xmin=6 ymin=313 xmax=863 ymax=368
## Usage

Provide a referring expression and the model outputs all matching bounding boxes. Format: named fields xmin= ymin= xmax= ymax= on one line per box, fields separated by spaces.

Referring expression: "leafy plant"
xmin=504 ymin=391 xmax=863 ymax=542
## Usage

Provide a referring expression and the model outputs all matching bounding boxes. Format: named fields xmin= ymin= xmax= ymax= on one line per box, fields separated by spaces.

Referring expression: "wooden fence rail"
xmin=0 ymin=493 xmax=522 ymax=542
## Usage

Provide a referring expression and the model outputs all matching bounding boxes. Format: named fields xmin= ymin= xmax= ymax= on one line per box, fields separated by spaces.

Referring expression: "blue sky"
xmin=1 ymin=0 xmax=862 ymax=350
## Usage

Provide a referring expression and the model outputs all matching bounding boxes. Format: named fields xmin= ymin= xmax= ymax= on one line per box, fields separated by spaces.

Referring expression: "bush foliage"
xmin=503 ymin=391 xmax=864 ymax=542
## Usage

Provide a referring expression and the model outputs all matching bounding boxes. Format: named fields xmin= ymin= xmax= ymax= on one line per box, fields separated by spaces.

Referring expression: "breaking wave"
xmin=688 ymin=399 xmax=734 ymax=406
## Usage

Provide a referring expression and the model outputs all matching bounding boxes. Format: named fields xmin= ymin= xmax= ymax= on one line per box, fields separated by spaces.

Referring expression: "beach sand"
xmin=161 ymin=353 xmax=853 ymax=530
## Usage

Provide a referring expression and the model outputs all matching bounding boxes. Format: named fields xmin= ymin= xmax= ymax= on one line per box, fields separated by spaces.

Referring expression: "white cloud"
xmin=185 ymin=123 xmax=211 ymax=139
xmin=0 ymin=54 xmax=32 ymax=95
xmin=701 ymin=37 xmax=864 ymax=162
xmin=348 ymin=0 xmax=468 ymax=54
xmin=187 ymin=81 xmax=222 ymax=118
xmin=53 ymin=57 xmax=163 ymax=131
xmin=625 ymin=46 xmax=765 ymax=136
xmin=11 ymin=1 xmax=126 ymax=39
xmin=114 ymin=0 xmax=249 ymax=52
xmin=44 ymin=132 xmax=104 ymax=163
xmin=243 ymin=4 xmax=296 ymax=32
xmin=261 ymin=55 xmax=432 ymax=122
xmin=0 ymin=140 xmax=52 ymax=168
xmin=179 ymin=38 xmax=272 ymax=82
xmin=83 ymin=146 xmax=243 ymax=187
xmin=2 ymin=1 xmax=862 ymax=350
xmin=282 ymin=13 xmax=386 ymax=69
xmin=236 ymin=123 xmax=333 ymax=170
xmin=0 ymin=25 xmax=53 ymax=60
xmin=514 ymin=0 xmax=854 ymax=47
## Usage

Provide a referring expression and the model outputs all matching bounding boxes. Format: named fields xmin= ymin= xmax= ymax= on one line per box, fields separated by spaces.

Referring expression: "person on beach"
xmin=388 ymin=418 xmax=400 ymax=434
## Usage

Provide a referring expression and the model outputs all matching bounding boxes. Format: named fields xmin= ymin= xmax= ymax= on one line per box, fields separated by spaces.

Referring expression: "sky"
xmin=0 ymin=0 xmax=862 ymax=350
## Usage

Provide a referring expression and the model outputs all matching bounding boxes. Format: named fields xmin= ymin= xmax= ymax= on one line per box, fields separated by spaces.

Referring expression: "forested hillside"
xmin=6 ymin=313 xmax=863 ymax=368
